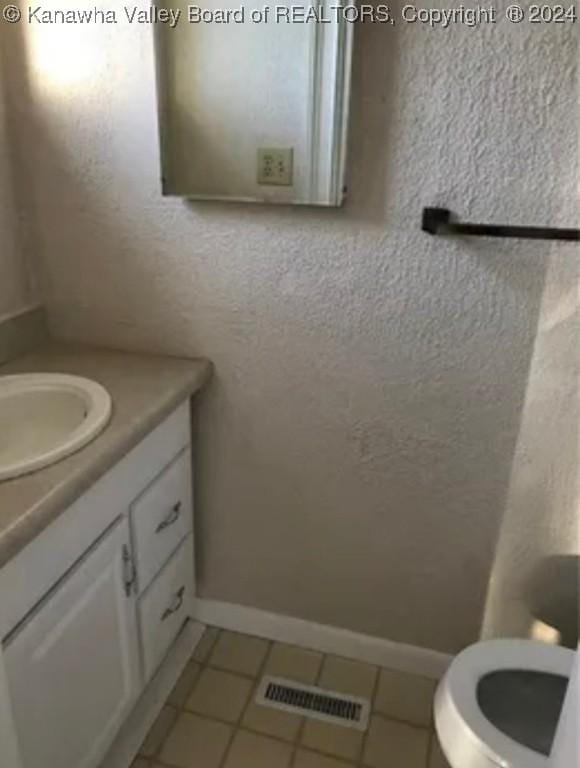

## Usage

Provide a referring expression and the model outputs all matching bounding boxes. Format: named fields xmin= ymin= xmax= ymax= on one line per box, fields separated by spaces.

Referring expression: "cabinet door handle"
xmin=122 ymin=544 xmax=137 ymax=597
xmin=161 ymin=586 xmax=185 ymax=621
xmin=155 ymin=501 xmax=182 ymax=533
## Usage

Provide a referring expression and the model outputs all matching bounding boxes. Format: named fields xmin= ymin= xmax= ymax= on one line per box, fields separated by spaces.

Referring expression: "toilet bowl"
xmin=434 ymin=639 xmax=575 ymax=768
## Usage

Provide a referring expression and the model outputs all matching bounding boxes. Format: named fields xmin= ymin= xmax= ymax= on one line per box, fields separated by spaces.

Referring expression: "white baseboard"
xmin=101 ymin=619 xmax=205 ymax=768
xmin=193 ymin=599 xmax=451 ymax=680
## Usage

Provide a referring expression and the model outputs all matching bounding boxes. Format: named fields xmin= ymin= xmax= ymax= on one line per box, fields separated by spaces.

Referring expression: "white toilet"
xmin=434 ymin=639 xmax=575 ymax=768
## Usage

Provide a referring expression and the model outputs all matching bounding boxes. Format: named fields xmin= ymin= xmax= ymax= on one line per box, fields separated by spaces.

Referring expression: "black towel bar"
xmin=422 ymin=208 xmax=579 ymax=242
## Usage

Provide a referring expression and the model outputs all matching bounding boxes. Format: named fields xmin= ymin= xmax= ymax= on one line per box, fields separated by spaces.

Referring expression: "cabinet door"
xmin=3 ymin=518 xmax=139 ymax=768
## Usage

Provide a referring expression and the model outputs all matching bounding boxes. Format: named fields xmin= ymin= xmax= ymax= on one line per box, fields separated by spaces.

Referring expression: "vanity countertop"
xmin=0 ymin=341 xmax=211 ymax=569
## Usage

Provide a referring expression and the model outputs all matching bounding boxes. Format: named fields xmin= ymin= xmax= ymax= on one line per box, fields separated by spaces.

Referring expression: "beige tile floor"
xmin=133 ymin=627 xmax=451 ymax=768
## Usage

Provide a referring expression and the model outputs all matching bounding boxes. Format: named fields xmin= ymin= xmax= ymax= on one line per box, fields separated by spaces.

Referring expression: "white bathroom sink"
xmin=0 ymin=373 xmax=112 ymax=481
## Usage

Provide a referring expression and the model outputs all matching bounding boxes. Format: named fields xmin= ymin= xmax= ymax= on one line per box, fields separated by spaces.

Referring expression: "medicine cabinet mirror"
xmin=155 ymin=1 xmax=353 ymax=206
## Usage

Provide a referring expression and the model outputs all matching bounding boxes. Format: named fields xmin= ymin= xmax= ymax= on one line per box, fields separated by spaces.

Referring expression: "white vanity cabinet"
xmin=138 ymin=534 xmax=194 ymax=682
xmin=3 ymin=519 xmax=139 ymax=768
xmin=130 ymin=446 xmax=195 ymax=682
xmin=0 ymin=400 xmax=197 ymax=768
xmin=131 ymin=448 xmax=193 ymax=595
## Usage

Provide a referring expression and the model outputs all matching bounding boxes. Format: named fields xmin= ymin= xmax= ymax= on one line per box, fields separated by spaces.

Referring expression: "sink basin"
xmin=0 ymin=373 xmax=112 ymax=481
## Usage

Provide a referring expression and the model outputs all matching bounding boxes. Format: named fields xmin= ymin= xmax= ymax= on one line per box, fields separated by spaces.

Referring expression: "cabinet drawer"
xmin=138 ymin=534 xmax=194 ymax=682
xmin=131 ymin=448 xmax=192 ymax=593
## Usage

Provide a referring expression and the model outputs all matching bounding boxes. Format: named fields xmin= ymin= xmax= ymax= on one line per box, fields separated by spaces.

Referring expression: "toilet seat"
xmin=434 ymin=639 xmax=574 ymax=768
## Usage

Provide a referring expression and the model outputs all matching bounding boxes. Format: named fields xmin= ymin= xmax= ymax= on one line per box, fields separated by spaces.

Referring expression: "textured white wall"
xmin=5 ymin=2 xmax=578 ymax=652
xmin=482 ymin=251 xmax=579 ymax=647
xmin=0 ymin=50 xmax=36 ymax=319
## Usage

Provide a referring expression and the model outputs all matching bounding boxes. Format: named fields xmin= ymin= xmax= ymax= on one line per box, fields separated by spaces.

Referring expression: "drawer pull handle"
xmin=122 ymin=544 xmax=137 ymax=597
xmin=161 ymin=586 xmax=185 ymax=621
xmin=156 ymin=501 xmax=182 ymax=533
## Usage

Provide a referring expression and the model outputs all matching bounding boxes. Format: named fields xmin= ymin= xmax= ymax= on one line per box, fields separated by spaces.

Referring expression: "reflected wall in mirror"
xmin=155 ymin=1 xmax=353 ymax=206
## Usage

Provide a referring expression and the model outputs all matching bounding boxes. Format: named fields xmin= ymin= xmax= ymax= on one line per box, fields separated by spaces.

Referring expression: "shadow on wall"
xmin=1 ymin=9 xmax=402 ymax=304
xmin=0 ymin=34 xmax=37 ymax=315
xmin=525 ymin=556 xmax=579 ymax=648
xmin=0 ymin=19 xmax=42 ymax=295
xmin=3 ymin=9 xmax=571 ymax=655
xmin=481 ymin=245 xmax=579 ymax=649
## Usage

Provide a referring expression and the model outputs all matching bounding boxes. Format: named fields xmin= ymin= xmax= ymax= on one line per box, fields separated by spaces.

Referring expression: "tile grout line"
xmin=370 ymin=710 xmax=434 ymax=731
xmin=216 ymin=633 xmax=273 ymax=768
xmin=212 ymin=626 xmax=249 ymax=768
xmin=145 ymin=627 xmax=436 ymax=768
xmin=150 ymin=625 xmax=222 ymax=768
xmin=204 ymin=662 xmax=260 ymax=681
xmin=289 ymin=648 xmax=326 ymax=767
xmin=356 ymin=664 xmax=380 ymax=768
xmin=165 ymin=705 xmax=311 ymax=746
xmin=147 ymin=629 xmax=306 ymax=768
xmin=295 ymin=657 xmax=379 ymax=767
